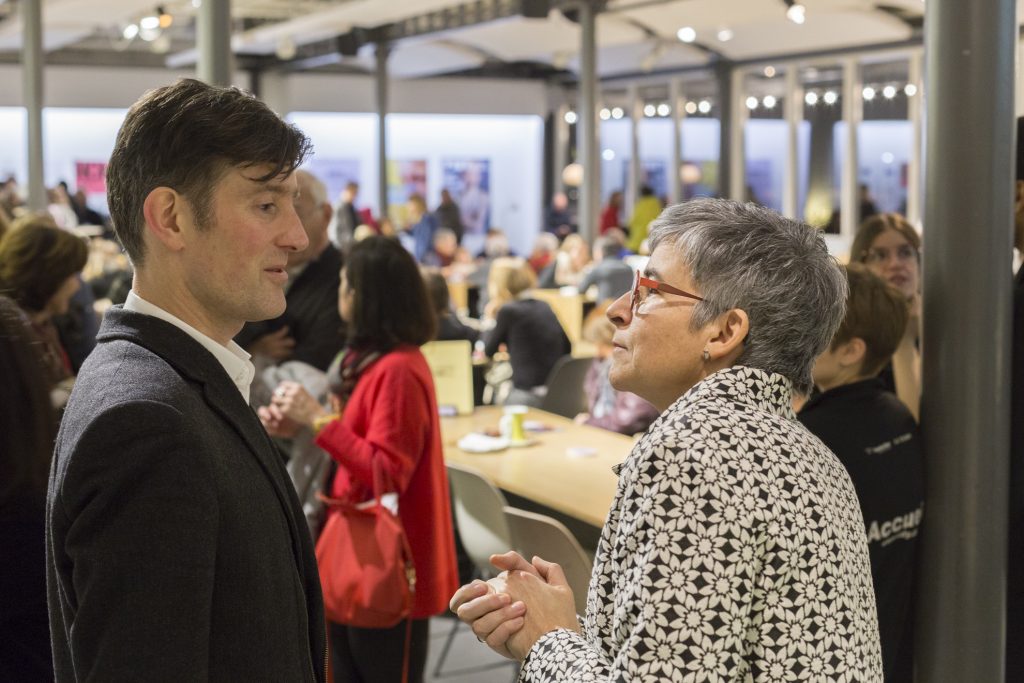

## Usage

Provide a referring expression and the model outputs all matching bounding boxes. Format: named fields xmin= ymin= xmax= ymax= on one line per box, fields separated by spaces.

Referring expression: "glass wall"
xmin=743 ymin=66 xmax=789 ymax=212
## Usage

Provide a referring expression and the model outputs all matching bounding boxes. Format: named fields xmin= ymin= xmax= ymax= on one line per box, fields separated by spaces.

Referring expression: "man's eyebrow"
xmin=244 ymin=178 xmax=297 ymax=198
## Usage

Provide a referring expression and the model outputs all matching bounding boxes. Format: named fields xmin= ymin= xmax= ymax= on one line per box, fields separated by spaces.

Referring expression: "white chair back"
xmin=446 ymin=463 xmax=515 ymax=573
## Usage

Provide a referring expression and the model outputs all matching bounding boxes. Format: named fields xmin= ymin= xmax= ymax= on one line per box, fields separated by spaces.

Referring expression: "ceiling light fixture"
xmin=685 ymin=101 xmax=698 ymax=115
xmin=763 ymin=65 xmax=776 ymax=78
xmin=602 ymin=149 xmax=616 ymax=161
xmin=762 ymin=95 xmax=777 ymax=109
xmin=805 ymin=91 xmax=819 ymax=106
xmin=745 ymin=96 xmax=759 ymax=110
xmin=611 ymin=107 xmax=624 ymax=119
xmin=717 ymin=28 xmax=734 ymax=42
xmin=698 ymin=100 xmax=712 ymax=114
xmin=882 ymin=85 xmax=897 ymax=99
xmin=862 ymin=86 xmax=876 ymax=101
xmin=643 ymin=103 xmax=657 ymax=117
xmin=157 ymin=6 xmax=173 ymax=28
xmin=564 ymin=110 xmax=578 ymax=124
xmin=599 ymin=107 xmax=611 ymax=120
xmin=904 ymin=83 xmax=918 ymax=97
xmin=122 ymin=24 xmax=139 ymax=40
xmin=656 ymin=102 xmax=671 ymax=117
xmin=784 ymin=0 xmax=806 ymax=24
xmin=677 ymin=26 xmax=697 ymax=43
xmin=823 ymin=90 xmax=838 ymax=105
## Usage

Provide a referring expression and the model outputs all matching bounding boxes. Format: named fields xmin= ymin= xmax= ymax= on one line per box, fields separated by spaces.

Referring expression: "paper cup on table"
xmin=500 ymin=405 xmax=529 ymax=444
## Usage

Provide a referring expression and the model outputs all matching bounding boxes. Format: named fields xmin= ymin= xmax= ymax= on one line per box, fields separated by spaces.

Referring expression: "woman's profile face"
xmin=864 ymin=228 xmax=919 ymax=300
xmin=338 ymin=270 xmax=355 ymax=323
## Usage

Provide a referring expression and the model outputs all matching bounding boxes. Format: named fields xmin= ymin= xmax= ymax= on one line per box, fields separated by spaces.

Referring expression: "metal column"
xmin=553 ymin=103 xmax=569 ymax=197
xmin=783 ymin=67 xmax=801 ymax=219
xmin=577 ymin=0 xmax=599 ymax=244
xmin=917 ymin=0 xmax=1015 ymax=678
xmin=375 ymin=42 xmax=389 ymax=223
xmin=728 ymin=67 xmax=747 ymax=201
xmin=197 ymin=0 xmax=233 ymax=86
xmin=627 ymin=84 xmax=641 ymax=215
xmin=906 ymin=51 xmax=924 ymax=226
xmin=715 ymin=60 xmax=733 ymax=199
xmin=840 ymin=57 xmax=862 ymax=238
xmin=669 ymin=79 xmax=683 ymax=205
xmin=22 ymin=0 xmax=44 ymax=211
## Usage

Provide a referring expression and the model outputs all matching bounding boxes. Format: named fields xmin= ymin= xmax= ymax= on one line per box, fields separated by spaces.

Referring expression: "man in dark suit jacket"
xmin=46 ymin=78 xmax=327 ymax=682
xmin=235 ymin=169 xmax=346 ymax=373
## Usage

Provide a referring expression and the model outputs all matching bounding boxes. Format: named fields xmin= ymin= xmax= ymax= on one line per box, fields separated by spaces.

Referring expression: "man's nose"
xmin=282 ymin=207 xmax=309 ymax=252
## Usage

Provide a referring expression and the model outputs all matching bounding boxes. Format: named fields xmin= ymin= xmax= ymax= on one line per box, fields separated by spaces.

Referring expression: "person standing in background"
xmin=434 ymin=188 xmax=465 ymax=245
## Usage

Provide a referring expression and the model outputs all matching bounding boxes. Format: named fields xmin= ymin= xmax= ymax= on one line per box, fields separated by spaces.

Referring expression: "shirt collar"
xmin=671 ymin=365 xmax=796 ymax=420
xmin=123 ymin=290 xmax=255 ymax=403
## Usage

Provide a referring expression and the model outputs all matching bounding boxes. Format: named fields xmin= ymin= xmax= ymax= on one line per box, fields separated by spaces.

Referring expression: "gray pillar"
xmin=783 ymin=67 xmax=801 ymax=219
xmin=197 ymin=0 xmax=233 ymax=86
xmin=669 ymin=79 xmax=683 ymax=205
xmin=375 ymin=42 xmax=389 ymax=222
xmin=22 ymin=0 xmax=44 ymax=211
xmin=715 ymin=60 xmax=733 ymax=199
xmin=906 ymin=51 xmax=924 ymax=226
xmin=917 ymin=0 xmax=1015 ymax=679
xmin=728 ymin=67 xmax=747 ymax=201
xmin=627 ymin=84 xmax=641 ymax=216
xmin=553 ymin=103 xmax=569 ymax=197
xmin=577 ymin=0 xmax=599 ymax=244
xmin=840 ymin=57 xmax=861 ymax=238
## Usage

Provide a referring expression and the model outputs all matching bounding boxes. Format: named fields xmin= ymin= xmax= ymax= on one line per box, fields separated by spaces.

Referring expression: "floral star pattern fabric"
xmin=520 ymin=366 xmax=882 ymax=682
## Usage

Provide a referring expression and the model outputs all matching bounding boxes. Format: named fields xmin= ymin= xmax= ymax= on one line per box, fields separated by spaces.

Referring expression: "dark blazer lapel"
xmin=97 ymin=307 xmax=310 ymax=571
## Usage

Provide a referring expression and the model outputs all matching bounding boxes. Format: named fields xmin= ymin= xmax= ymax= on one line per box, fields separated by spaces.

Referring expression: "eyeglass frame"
xmin=630 ymin=269 xmax=705 ymax=312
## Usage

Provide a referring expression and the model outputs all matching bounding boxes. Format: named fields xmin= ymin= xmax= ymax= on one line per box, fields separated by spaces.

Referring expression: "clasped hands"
xmin=258 ymin=381 xmax=328 ymax=438
xmin=449 ymin=550 xmax=581 ymax=661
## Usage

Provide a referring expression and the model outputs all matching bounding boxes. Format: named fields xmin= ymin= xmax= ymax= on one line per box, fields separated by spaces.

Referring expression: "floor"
xmin=424 ymin=613 xmax=519 ymax=683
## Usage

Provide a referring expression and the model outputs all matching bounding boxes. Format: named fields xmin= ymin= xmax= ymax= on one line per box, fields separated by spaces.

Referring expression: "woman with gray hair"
xmin=450 ymin=198 xmax=883 ymax=681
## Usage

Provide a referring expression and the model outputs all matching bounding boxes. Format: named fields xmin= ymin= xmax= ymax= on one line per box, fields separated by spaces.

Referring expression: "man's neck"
xmin=132 ymin=273 xmax=238 ymax=346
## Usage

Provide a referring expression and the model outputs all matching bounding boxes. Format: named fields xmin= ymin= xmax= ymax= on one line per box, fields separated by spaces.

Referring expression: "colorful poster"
xmin=442 ymin=158 xmax=491 ymax=236
xmin=304 ymin=158 xmax=360 ymax=207
xmin=75 ymin=162 xmax=107 ymax=195
xmin=387 ymin=159 xmax=427 ymax=228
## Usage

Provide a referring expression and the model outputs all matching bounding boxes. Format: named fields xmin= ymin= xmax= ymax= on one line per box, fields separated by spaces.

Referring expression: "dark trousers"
xmin=329 ymin=619 xmax=429 ymax=683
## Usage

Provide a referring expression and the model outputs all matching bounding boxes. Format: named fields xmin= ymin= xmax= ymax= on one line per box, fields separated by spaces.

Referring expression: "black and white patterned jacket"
xmin=521 ymin=366 xmax=883 ymax=682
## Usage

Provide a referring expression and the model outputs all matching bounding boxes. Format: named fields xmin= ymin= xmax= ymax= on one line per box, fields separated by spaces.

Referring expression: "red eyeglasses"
xmin=630 ymin=269 xmax=704 ymax=312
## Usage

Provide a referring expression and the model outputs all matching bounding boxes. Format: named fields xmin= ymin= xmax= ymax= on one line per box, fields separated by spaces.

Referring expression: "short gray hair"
xmin=296 ymin=169 xmax=327 ymax=207
xmin=649 ymin=198 xmax=848 ymax=394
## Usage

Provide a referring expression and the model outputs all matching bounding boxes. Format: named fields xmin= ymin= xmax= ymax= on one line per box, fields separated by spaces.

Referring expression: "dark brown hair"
xmin=832 ymin=263 xmax=910 ymax=376
xmin=850 ymin=212 xmax=921 ymax=265
xmin=106 ymin=78 xmax=311 ymax=266
xmin=422 ymin=268 xmax=451 ymax=315
xmin=0 ymin=218 xmax=88 ymax=312
xmin=345 ymin=236 xmax=437 ymax=351
xmin=0 ymin=296 xmax=56 ymax=509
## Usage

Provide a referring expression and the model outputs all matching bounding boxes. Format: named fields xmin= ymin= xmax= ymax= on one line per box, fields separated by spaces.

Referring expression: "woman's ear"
xmin=142 ymin=187 xmax=190 ymax=252
xmin=705 ymin=308 xmax=749 ymax=364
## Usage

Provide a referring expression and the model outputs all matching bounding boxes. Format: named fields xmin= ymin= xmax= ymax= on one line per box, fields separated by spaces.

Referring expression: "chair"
xmin=435 ymin=463 xmax=518 ymax=679
xmin=539 ymin=355 xmax=592 ymax=418
xmin=421 ymin=340 xmax=474 ymax=415
xmin=503 ymin=507 xmax=594 ymax=616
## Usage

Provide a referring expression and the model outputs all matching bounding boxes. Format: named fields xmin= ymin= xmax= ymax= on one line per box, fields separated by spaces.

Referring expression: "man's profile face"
xmin=182 ymin=164 xmax=307 ymax=331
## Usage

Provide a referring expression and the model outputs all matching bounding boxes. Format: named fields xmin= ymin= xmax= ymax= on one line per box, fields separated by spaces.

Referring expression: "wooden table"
xmin=441 ymin=406 xmax=636 ymax=528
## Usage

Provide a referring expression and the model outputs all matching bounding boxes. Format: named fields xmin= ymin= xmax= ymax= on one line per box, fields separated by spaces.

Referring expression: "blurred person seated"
xmin=235 ymin=170 xmax=346 ymax=377
xmin=599 ymin=190 xmax=623 ymax=235
xmin=546 ymin=191 xmax=576 ymax=239
xmin=627 ymin=185 xmax=662 ymax=253
xmin=576 ymin=302 xmax=658 ymax=435
xmin=423 ymin=227 xmax=458 ymax=269
xmin=405 ymin=193 xmax=439 ymax=263
xmin=0 ymin=216 xmax=88 ymax=407
xmin=468 ymin=227 xmax=513 ymax=315
xmin=424 ymin=269 xmax=479 ymax=344
xmin=604 ymin=227 xmax=634 ymax=258
xmin=434 ymin=188 xmax=464 ymax=244
xmin=798 ymin=263 xmax=924 ymax=683
xmin=527 ymin=232 xmax=559 ymax=275
xmin=70 ymin=189 xmax=107 ymax=228
xmin=47 ymin=184 xmax=78 ymax=229
xmin=850 ymin=213 xmax=922 ymax=420
xmin=483 ymin=257 xmax=571 ymax=406
xmin=0 ymin=296 xmax=58 ymax=681
xmin=552 ymin=233 xmax=591 ymax=288
xmin=578 ymin=236 xmax=634 ymax=302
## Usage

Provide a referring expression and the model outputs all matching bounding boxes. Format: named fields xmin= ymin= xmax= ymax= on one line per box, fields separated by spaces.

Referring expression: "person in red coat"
xmin=598 ymin=190 xmax=623 ymax=235
xmin=261 ymin=235 xmax=459 ymax=682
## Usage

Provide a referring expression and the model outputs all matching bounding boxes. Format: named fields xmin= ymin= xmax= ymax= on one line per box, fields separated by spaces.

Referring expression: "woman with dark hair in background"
xmin=850 ymin=213 xmax=922 ymax=420
xmin=260 ymin=236 xmax=458 ymax=682
xmin=0 ymin=296 xmax=58 ymax=681
xmin=0 ymin=217 xmax=88 ymax=406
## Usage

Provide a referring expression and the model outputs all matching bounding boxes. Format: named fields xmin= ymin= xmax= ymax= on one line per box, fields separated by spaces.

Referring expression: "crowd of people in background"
xmin=1 ymin=81 xmax=1021 ymax=683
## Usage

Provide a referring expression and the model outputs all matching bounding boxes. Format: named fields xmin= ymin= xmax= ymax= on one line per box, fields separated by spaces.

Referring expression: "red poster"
xmin=75 ymin=162 xmax=107 ymax=195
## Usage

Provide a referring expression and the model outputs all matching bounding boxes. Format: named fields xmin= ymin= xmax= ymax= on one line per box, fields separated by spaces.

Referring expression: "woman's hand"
xmin=269 ymin=381 xmax=326 ymax=428
xmin=503 ymin=556 xmax=581 ymax=661
xmin=258 ymin=404 xmax=301 ymax=438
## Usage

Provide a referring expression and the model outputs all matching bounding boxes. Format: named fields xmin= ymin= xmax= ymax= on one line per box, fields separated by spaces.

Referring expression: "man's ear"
xmin=141 ymin=187 xmax=190 ymax=252
xmin=836 ymin=337 xmax=868 ymax=369
xmin=706 ymin=308 xmax=749 ymax=364
xmin=319 ymin=201 xmax=332 ymax=227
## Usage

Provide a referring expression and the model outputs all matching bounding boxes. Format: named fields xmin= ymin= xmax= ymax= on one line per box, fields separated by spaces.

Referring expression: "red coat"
xmin=599 ymin=204 xmax=620 ymax=235
xmin=315 ymin=346 xmax=458 ymax=619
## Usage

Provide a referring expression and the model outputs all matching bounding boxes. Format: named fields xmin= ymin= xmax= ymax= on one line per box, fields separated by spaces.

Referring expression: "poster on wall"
xmin=745 ymin=159 xmax=778 ymax=211
xmin=304 ymin=158 xmax=360 ymax=207
xmin=442 ymin=158 xmax=491 ymax=236
xmin=75 ymin=162 xmax=107 ymax=196
xmin=387 ymin=159 xmax=428 ymax=228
